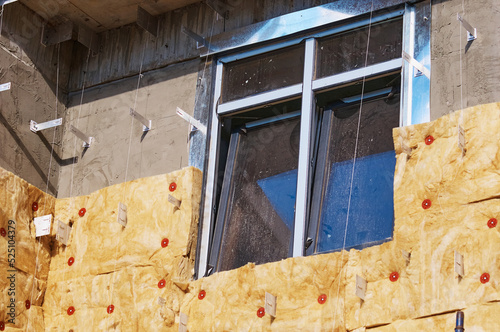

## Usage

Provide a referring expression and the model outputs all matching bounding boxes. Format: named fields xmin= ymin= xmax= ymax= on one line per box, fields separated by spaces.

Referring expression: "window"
xmin=198 ymin=2 xmax=430 ymax=276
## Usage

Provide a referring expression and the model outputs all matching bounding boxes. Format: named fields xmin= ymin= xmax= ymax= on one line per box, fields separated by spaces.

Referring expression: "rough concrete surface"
xmin=430 ymin=0 xmax=500 ymax=119
xmin=57 ymin=59 xmax=199 ymax=198
xmin=0 ymin=3 xmax=71 ymax=196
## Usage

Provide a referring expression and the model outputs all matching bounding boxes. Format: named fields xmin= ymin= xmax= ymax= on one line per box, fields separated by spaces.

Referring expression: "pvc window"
xmin=199 ymin=3 xmax=430 ymax=277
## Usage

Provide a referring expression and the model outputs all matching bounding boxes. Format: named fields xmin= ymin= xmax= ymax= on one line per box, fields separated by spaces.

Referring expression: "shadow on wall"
xmin=0 ymin=2 xmax=73 ymax=102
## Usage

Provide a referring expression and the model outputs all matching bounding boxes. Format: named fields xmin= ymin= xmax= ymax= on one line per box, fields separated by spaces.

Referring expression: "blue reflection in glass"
xmin=257 ymin=169 xmax=298 ymax=231
xmin=318 ymin=150 xmax=395 ymax=252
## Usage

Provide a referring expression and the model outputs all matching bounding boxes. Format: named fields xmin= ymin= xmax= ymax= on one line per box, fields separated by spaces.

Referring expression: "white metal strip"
xmin=217 ymin=84 xmax=303 ymax=115
xmin=402 ymin=51 xmax=430 ymax=79
xmin=293 ymin=38 xmax=316 ymax=257
xmin=198 ymin=61 xmax=223 ymax=278
xmin=0 ymin=82 xmax=11 ymax=92
xmin=312 ymin=58 xmax=402 ymax=92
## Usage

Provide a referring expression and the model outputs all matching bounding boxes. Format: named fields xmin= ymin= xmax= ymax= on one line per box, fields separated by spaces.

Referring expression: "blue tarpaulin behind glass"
xmin=317 ymin=151 xmax=395 ymax=252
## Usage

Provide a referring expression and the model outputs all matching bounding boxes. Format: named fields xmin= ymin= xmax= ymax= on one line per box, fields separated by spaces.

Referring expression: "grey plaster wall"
xmin=0 ymin=2 xmax=72 ymax=195
xmin=430 ymin=0 xmax=500 ymax=119
xmin=57 ymin=59 xmax=199 ymax=197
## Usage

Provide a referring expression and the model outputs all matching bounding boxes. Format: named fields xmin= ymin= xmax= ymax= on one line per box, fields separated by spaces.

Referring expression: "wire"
xmin=333 ymin=0 xmax=374 ymax=329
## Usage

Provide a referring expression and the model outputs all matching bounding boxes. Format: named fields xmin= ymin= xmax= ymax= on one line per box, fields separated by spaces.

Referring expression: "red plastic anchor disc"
xmin=161 ymin=238 xmax=169 ymax=248
xmin=488 ymin=218 xmax=497 ymax=228
xmin=169 ymin=182 xmax=177 ymax=192
xmin=425 ymin=135 xmax=434 ymax=145
xmin=107 ymin=305 xmax=114 ymax=314
xmin=480 ymin=273 xmax=490 ymax=284
xmin=67 ymin=306 xmax=75 ymax=315
xmin=0 ymin=228 xmax=6 ymax=237
xmin=158 ymin=279 xmax=166 ymax=289
xmin=25 ymin=300 xmax=31 ymax=310
xmin=422 ymin=199 xmax=432 ymax=210
xmin=390 ymin=272 xmax=399 ymax=282
xmin=0 ymin=321 xmax=5 ymax=331
xmin=32 ymin=202 xmax=39 ymax=211
xmin=198 ymin=290 xmax=206 ymax=300
xmin=78 ymin=208 xmax=86 ymax=217
xmin=257 ymin=307 xmax=265 ymax=318
xmin=68 ymin=257 xmax=75 ymax=266
xmin=318 ymin=294 xmax=327 ymax=304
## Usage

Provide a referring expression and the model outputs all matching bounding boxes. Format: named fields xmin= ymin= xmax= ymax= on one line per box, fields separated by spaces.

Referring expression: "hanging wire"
xmin=0 ymin=2 xmax=5 ymax=36
xmin=27 ymin=43 xmax=61 ymax=331
xmin=333 ymin=0 xmax=375 ymax=329
xmin=105 ymin=35 xmax=149 ymax=331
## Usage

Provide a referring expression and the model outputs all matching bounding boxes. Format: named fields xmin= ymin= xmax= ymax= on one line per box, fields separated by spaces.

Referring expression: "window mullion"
xmin=293 ymin=38 xmax=316 ymax=257
xmin=198 ymin=61 xmax=224 ymax=278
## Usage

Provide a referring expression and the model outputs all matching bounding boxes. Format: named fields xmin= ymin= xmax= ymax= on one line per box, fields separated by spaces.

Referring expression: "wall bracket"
xmin=0 ymin=82 xmax=11 ymax=92
xmin=402 ymin=51 xmax=430 ymax=79
xmin=130 ymin=108 xmax=152 ymax=131
xmin=355 ymin=275 xmax=367 ymax=301
xmin=30 ymin=118 xmax=62 ymax=133
xmin=455 ymin=250 xmax=464 ymax=278
xmin=181 ymin=26 xmax=211 ymax=50
xmin=176 ymin=107 xmax=206 ymax=134
xmin=70 ymin=125 xmax=93 ymax=147
xmin=137 ymin=6 xmax=158 ymax=37
xmin=457 ymin=14 xmax=477 ymax=42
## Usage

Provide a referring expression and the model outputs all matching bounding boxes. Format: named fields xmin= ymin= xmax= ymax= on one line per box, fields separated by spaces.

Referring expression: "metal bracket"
xmin=30 ymin=118 xmax=62 ymax=133
xmin=402 ymin=249 xmax=411 ymax=264
xmin=179 ymin=312 xmax=188 ymax=332
xmin=402 ymin=51 xmax=430 ymax=79
xmin=455 ymin=251 xmax=464 ymax=278
xmin=41 ymin=21 xmax=74 ymax=47
xmin=0 ymin=82 xmax=11 ymax=92
xmin=168 ymin=194 xmax=182 ymax=209
xmin=176 ymin=107 xmax=206 ymax=135
xmin=129 ymin=108 xmax=152 ymax=131
xmin=76 ymin=25 xmax=100 ymax=55
xmin=458 ymin=125 xmax=466 ymax=156
xmin=56 ymin=220 xmax=72 ymax=246
xmin=457 ymin=14 xmax=477 ymax=42
xmin=181 ymin=26 xmax=211 ymax=50
xmin=265 ymin=292 xmax=277 ymax=318
xmin=355 ymin=275 xmax=367 ymax=301
xmin=117 ymin=202 xmax=127 ymax=227
xmin=70 ymin=125 xmax=93 ymax=147
xmin=137 ymin=6 xmax=158 ymax=37
xmin=205 ymin=0 xmax=230 ymax=20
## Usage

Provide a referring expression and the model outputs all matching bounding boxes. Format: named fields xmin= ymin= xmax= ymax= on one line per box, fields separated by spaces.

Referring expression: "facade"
xmin=0 ymin=0 xmax=500 ymax=330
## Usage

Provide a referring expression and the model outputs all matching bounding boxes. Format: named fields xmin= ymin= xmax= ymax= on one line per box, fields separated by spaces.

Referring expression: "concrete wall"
xmin=57 ymin=59 xmax=199 ymax=197
xmin=0 ymin=2 xmax=72 ymax=195
xmin=430 ymin=0 xmax=500 ymax=119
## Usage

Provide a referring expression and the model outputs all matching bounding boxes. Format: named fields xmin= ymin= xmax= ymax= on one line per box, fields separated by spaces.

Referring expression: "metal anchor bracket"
xmin=30 ymin=118 xmax=63 ymax=133
xmin=129 ymin=108 xmax=152 ymax=131
xmin=402 ymin=51 xmax=430 ymax=79
xmin=176 ymin=107 xmax=207 ymax=135
xmin=70 ymin=125 xmax=93 ymax=147
xmin=457 ymin=14 xmax=477 ymax=42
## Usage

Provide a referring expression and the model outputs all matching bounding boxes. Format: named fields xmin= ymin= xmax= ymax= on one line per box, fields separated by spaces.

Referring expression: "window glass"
xmin=312 ymin=90 xmax=400 ymax=253
xmin=316 ymin=18 xmax=403 ymax=79
xmin=222 ymin=44 xmax=305 ymax=103
xmin=215 ymin=115 xmax=300 ymax=271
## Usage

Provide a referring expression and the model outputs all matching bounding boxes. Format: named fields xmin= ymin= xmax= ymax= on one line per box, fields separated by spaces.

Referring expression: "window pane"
xmin=222 ymin=44 xmax=304 ymax=103
xmin=315 ymin=96 xmax=400 ymax=253
xmin=317 ymin=18 xmax=403 ymax=79
xmin=217 ymin=116 xmax=300 ymax=271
